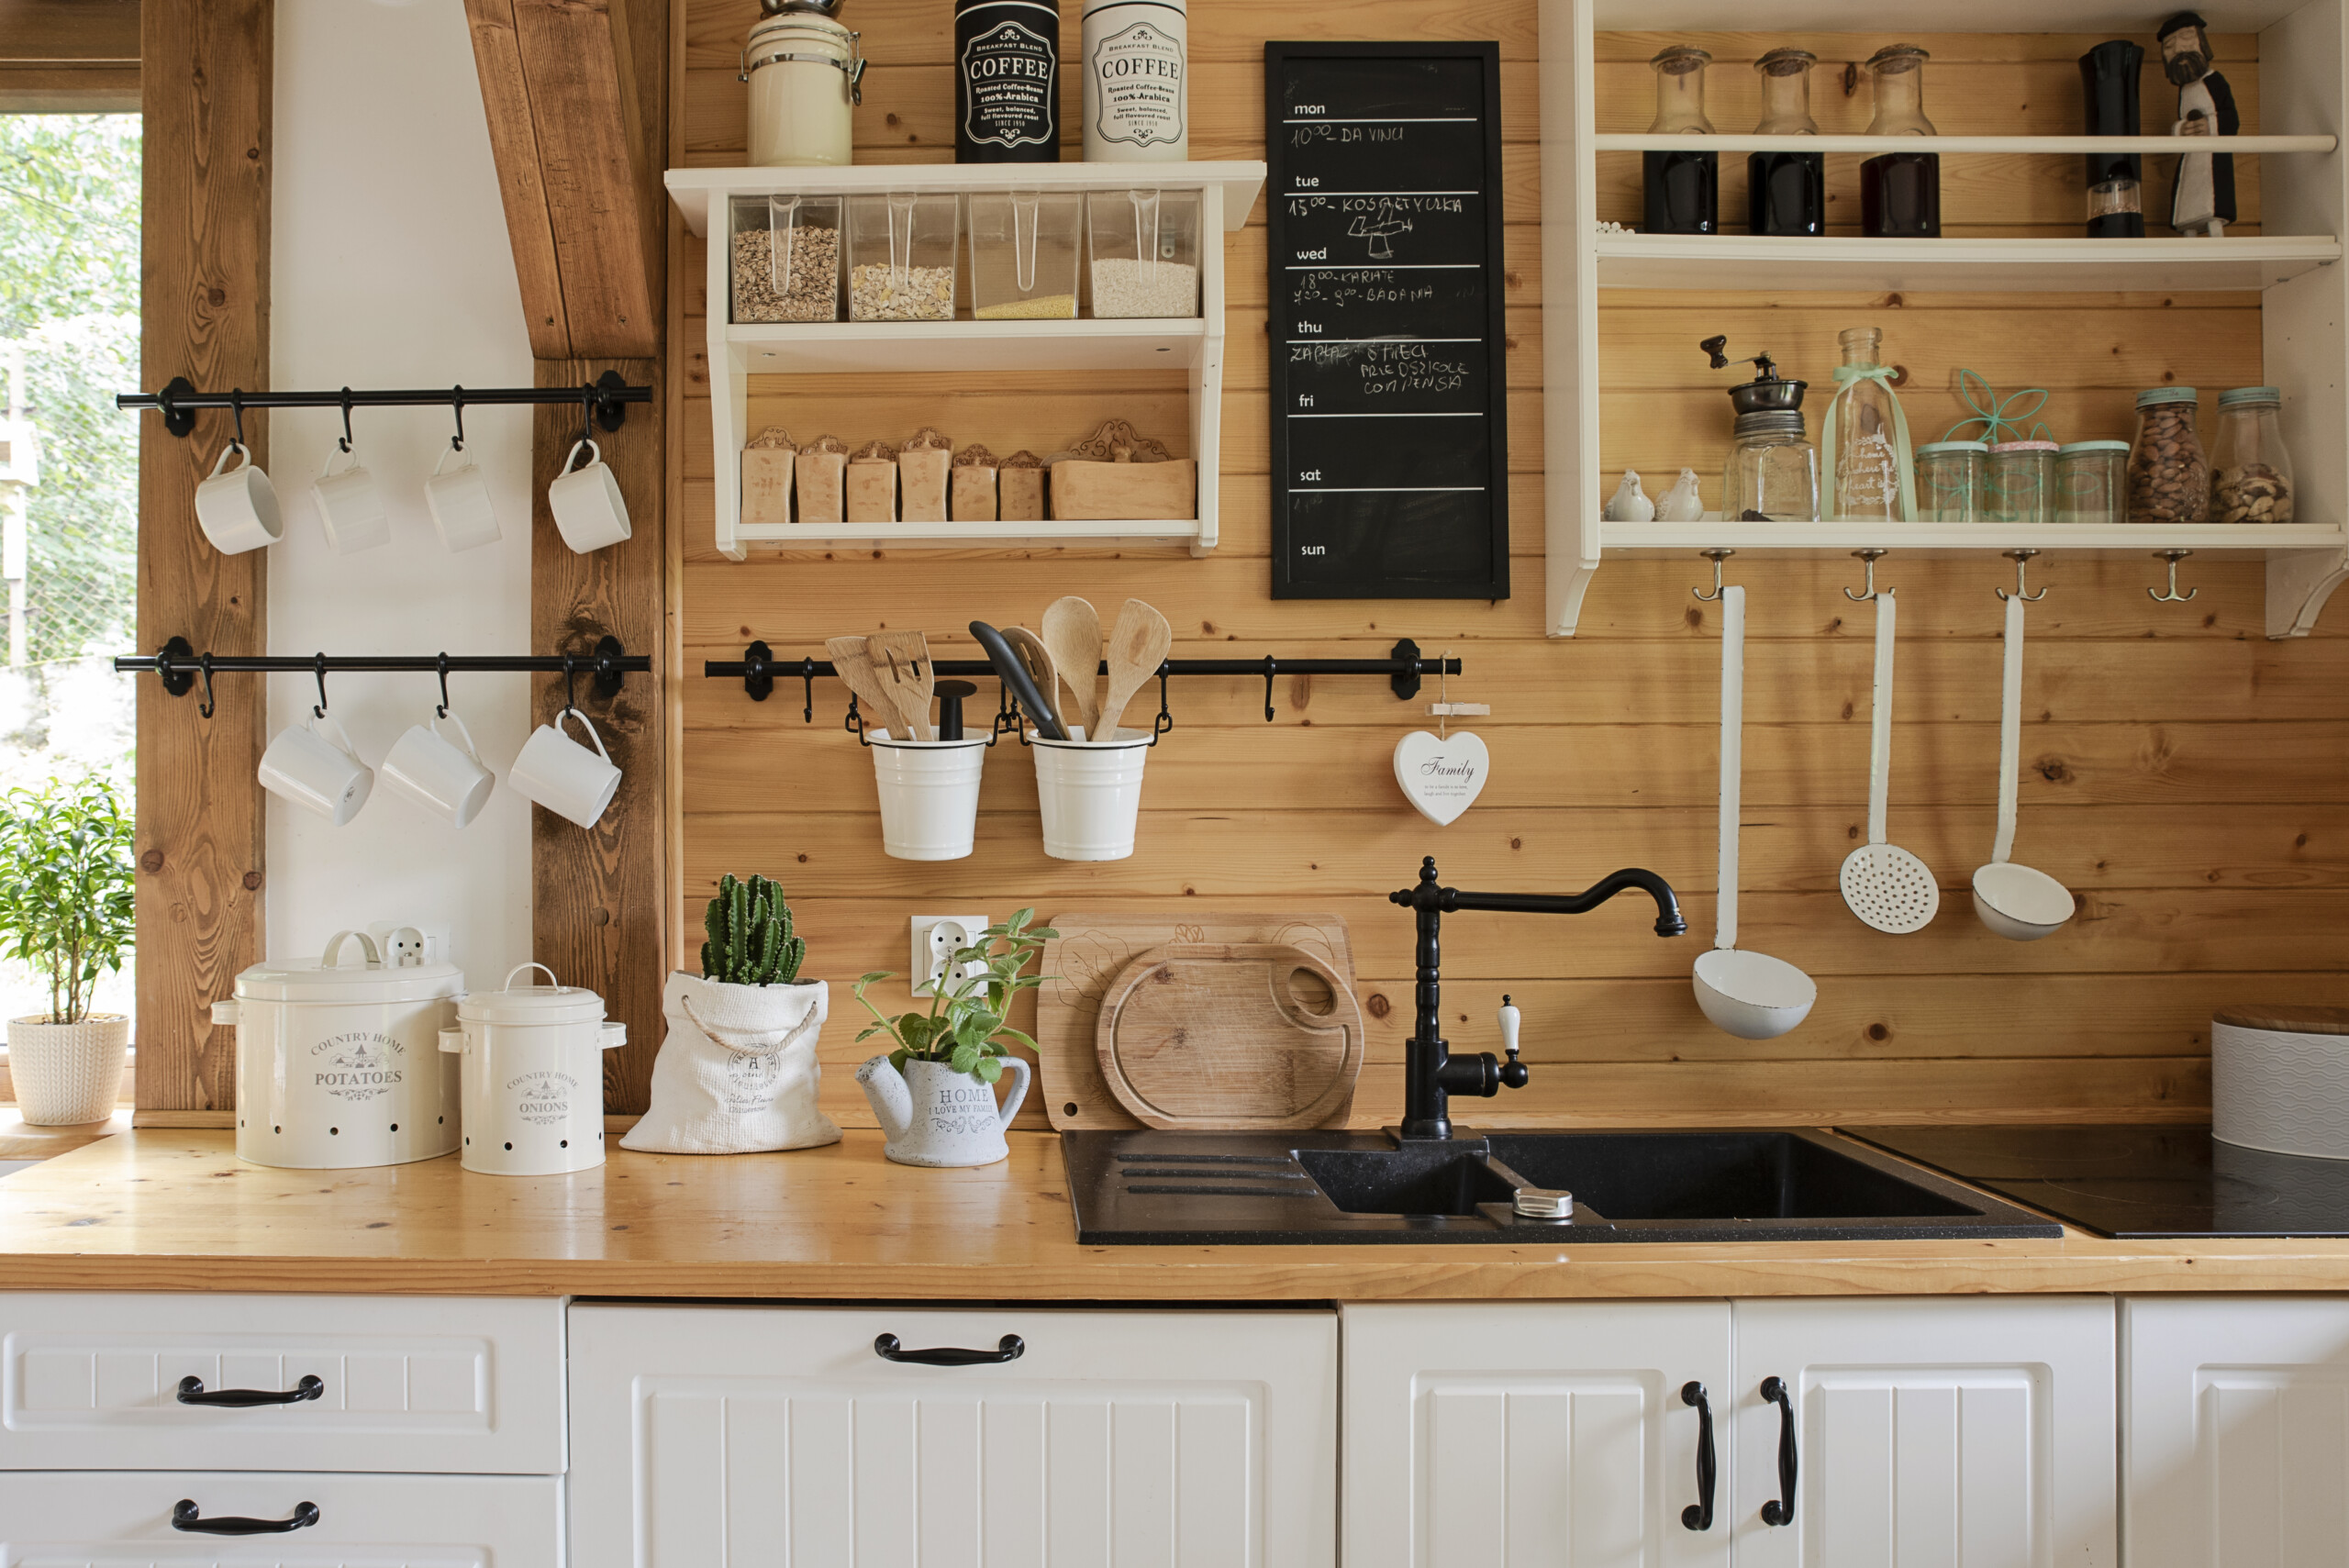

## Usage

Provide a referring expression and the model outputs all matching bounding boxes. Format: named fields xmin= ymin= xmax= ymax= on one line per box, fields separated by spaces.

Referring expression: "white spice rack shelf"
xmin=1607 ymin=520 xmax=2349 ymax=552
xmin=1594 ymin=235 xmax=2344 ymax=294
xmin=1591 ymin=133 xmax=2338 ymax=155
xmin=666 ymin=163 xmax=1265 ymax=561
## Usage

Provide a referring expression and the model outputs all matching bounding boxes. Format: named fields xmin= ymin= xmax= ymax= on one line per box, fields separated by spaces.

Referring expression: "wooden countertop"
xmin=0 ymin=1130 xmax=2345 ymax=1298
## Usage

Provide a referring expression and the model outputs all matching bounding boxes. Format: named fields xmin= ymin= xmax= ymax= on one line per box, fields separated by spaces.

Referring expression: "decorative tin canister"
xmin=440 ymin=964 xmax=625 ymax=1176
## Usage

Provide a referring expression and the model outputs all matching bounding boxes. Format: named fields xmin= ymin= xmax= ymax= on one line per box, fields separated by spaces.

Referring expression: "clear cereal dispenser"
xmin=968 ymin=191 xmax=1084 ymax=319
xmin=730 ymin=195 xmax=842 ymax=323
xmin=1087 ymin=188 xmax=1201 ymax=318
xmin=846 ymin=192 xmax=959 ymax=321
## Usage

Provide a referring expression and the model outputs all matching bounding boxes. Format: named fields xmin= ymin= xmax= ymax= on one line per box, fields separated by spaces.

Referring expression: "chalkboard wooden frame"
xmin=1264 ymin=40 xmax=1510 ymax=602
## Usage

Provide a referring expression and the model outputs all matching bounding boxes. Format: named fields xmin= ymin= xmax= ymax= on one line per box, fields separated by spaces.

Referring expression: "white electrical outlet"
xmin=910 ymin=913 xmax=990 ymax=997
xmin=367 ymin=922 xmax=449 ymax=967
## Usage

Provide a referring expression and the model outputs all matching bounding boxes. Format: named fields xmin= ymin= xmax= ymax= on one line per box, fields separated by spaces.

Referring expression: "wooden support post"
xmin=134 ymin=0 xmax=272 ymax=1123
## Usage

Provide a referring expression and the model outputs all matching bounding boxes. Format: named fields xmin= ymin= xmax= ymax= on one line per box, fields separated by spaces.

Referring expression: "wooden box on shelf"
xmin=1051 ymin=419 xmax=1197 ymax=522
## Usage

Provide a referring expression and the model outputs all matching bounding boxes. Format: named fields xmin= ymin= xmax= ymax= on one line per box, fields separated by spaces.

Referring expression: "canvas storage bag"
xmin=619 ymin=971 xmax=841 ymax=1154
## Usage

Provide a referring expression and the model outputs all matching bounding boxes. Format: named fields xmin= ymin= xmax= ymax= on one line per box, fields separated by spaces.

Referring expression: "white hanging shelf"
xmin=1595 ymin=235 xmax=2343 ymax=294
xmin=1590 ymin=133 xmax=2337 ymax=155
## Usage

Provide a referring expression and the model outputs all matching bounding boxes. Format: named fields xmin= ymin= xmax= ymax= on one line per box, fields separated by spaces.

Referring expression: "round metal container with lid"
xmin=742 ymin=1 xmax=863 ymax=168
xmin=439 ymin=964 xmax=624 ymax=1176
xmin=217 ymin=928 xmax=463 ymax=1170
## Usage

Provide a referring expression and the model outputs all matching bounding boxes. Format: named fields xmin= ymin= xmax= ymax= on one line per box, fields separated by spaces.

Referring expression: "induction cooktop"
xmin=1841 ymin=1124 xmax=2349 ymax=1240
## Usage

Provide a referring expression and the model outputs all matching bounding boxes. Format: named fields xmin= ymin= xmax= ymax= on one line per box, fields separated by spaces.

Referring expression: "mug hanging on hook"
xmin=425 ymin=388 xmax=500 ymax=554
xmin=1393 ymin=649 xmax=1489 ymax=827
xmin=312 ymin=389 xmax=389 ymax=556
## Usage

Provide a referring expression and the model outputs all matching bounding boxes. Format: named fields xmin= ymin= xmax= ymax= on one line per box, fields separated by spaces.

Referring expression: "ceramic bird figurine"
xmin=1656 ymin=468 xmax=1705 ymax=522
xmin=1603 ymin=470 xmax=1654 ymax=522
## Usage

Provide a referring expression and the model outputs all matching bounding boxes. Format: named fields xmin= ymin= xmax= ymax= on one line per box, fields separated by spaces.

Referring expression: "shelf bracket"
xmin=2268 ymin=546 xmax=2349 ymax=638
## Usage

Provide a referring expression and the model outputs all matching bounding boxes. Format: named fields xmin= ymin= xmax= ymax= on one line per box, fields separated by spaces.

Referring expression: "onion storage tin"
xmin=440 ymin=964 xmax=625 ymax=1176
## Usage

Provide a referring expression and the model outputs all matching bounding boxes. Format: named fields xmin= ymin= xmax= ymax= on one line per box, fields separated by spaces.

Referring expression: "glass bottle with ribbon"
xmin=1821 ymin=327 xmax=1913 ymax=522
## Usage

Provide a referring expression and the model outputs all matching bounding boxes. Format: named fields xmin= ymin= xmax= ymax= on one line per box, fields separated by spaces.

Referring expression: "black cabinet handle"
xmin=1759 ymin=1375 xmax=1798 ymax=1527
xmin=874 ymin=1332 xmax=1024 ymax=1367
xmin=177 ymin=1373 xmax=325 ymax=1407
xmin=172 ymin=1498 xmax=319 ymax=1536
xmin=1679 ymin=1381 xmax=1715 ymax=1530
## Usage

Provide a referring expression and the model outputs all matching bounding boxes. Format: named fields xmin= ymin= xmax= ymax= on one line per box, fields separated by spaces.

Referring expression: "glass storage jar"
xmin=1915 ymin=439 xmax=1986 ymax=522
xmin=1748 ymin=47 xmax=1823 ymax=237
xmin=1826 ymin=326 xmax=1907 ymax=522
xmin=1087 ymin=189 xmax=1200 ymax=317
xmin=1986 ymin=439 xmax=2058 ymax=526
xmin=968 ymin=191 xmax=1082 ymax=318
xmin=1721 ymin=412 xmax=1820 ymax=522
xmin=1643 ymin=46 xmax=1718 ymax=235
xmin=2055 ymin=440 xmax=2129 ymax=525
xmin=730 ymin=195 xmax=842 ymax=323
xmin=2210 ymin=385 xmax=2295 ymax=524
xmin=2127 ymin=386 xmax=2210 ymax=524
xmin=1860 ymin=44 xmax=1941 ymax=238
xmin=846 ymin=193 xmax=959 ymax=320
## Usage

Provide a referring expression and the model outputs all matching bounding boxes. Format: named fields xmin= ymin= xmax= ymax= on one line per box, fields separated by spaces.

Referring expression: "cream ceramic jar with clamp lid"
xmin=743 ymin=0 xmax=863 ymax=167
xmin=440 ymin=964 xmax=625 ymax=1175
xmin=217 ymin=928 xmax=462 ymax=1170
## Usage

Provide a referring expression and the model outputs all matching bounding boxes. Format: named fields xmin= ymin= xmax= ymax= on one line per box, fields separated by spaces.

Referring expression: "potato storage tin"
xmin=440 ymin=964 xmax=624 ymax=1176
xmin=216 ymin=928 xmax=462 ymax=1170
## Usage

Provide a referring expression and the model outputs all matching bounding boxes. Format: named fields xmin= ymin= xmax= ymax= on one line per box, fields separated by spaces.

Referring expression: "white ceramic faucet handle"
xmin=1497 ymin=995 xmax=1520 ymax=1058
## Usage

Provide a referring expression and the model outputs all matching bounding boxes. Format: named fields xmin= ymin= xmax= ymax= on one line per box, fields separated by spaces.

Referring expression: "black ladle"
xmin=969 ymin=620 xmax=1066 ymax=740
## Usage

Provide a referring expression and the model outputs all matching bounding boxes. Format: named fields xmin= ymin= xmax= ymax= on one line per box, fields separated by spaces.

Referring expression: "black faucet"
xmin=1387 ymin=855 xmax=1687 ymax=1140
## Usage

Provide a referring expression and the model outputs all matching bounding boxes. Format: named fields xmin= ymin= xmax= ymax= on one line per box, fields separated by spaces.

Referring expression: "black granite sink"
xmin=1062 ymin=1128 xmax=2060 ymax=1244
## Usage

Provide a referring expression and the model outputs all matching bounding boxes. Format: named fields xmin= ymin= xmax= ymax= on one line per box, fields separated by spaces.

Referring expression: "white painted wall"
xmin=267 ymin=1 xmax=535 ymax=989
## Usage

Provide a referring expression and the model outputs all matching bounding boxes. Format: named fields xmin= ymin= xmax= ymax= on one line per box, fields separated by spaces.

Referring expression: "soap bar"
xmin=951 ymin=443 xmax=998 ymax=522
xmin=998 ymin=450 xmax=1046 ymax=521
xmin=741 ymin=426 xmax=796 ymax=528
xmin=795 ymin=434 xmax=848 ymax=525
xmin=899 ymin=426 xmax=952 ymax=523
xmin=846 ymin=439 xmax=897 ymax=522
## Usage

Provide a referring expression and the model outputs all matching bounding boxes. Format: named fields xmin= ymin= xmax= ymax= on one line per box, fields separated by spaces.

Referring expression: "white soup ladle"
xmin=1973 ymin=592 xmax=2076 ymax=940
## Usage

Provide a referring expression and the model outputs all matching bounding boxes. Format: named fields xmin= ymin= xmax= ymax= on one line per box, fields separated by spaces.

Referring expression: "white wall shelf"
xmin=666 ymin=162 xmax=1265 ymax=561
xmin=1540 ymin=0 xmax=2349 ymax=639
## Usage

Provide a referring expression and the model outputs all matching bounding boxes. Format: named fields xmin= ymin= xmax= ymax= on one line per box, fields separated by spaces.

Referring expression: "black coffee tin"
xmin=956 ymin=0 xmax=1062 ymax=161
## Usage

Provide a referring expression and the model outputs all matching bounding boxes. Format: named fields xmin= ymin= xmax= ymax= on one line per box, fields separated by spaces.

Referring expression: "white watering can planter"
xmin=855 ymin=1054 xmax=1032 ymax=1167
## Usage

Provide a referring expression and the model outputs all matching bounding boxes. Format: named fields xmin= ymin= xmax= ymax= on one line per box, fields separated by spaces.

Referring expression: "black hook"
xmin=228 ymin=388 xmax=247 ymax=449
xmin=562 ymin=653 xmax=580 ymax=717
xmin=312 ymin=652 xmax=329 ymax=718
xmin=1261 ymin=655 xmax=1278 ymax=723
xmin=1154 ymin=669 xmax=1174 ymax=742
xmin=450 ymin=386 xmax=465 ymax=452
xmin=845 ymin=692 xmax=871 ymax=746
xmin=197 ymin=652 xmax=217 ymax=720
xmin=800 ymin=657 xmax=816 ymax=721
xmin=580 ymin=386 xmax=596 ymax=447
xmin=337 ymin=388 xmax=354 ymax=454
xmin=435 ymin=652 xmax=451 ymax=719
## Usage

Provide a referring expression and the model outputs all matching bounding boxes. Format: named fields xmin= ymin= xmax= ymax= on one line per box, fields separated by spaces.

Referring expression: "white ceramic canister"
xmin=440 ymin=963 xmax=625 ymax=1176
xmin=1081 ymin=0 xmax=1186 ymax=160
xmin=871 ymin=735 xmax=988 ymax=860
xmin=217 ymin=929 xmax=462 ymax=1170
xmin=1030 ymin=728 xmax=1152 ymax=861
xmin=2213 ymin=1005 xmax=2349 ymax=1159
xmin=743 ymin=10 xmax=863 ymax=168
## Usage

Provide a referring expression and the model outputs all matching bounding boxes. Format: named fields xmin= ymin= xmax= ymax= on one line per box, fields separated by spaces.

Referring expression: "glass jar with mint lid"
xmin=1915 ymin=440 xmax=1986 ymax=522
xmin=2055 ymin=440 xmax=2129 ymax=525
xmin=2127 ymin=387 xmax=2209 ymax=524
xmin=2210 ymin=386 xmax=2295 ymax=524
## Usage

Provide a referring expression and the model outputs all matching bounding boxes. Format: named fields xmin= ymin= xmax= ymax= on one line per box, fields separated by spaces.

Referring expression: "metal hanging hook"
xmin=1694 ymin=547 xmax=1735 ymax=602
xmin=1843 ymin=548 xmax=1888 ymax=603
xmin=450 ymin=387 xmax=465 ymax=452
xmin=1154 ymin=669 xmax=1174 ymax=741
xmin=435 ymin=652 xmax=451 ymax=718
xmin=580 ymin=386 xmax=596 ymax=447
xmin=228 ymin=388 xmax=247 ymax=450
xmin=1261 ymin=654 xmax=1279 ymax=723
xmin=562 ymin=653 xmax=580 ymax=717
xmin=197 ymin=653 xmax=217 ymax=720
xmin=337 ymin=388 xmax=354 ymax=454
xmin=1996 ymin=548 xmax=2048 ymax=603
xmin=2148 ymin=549 xmax=2199 ymax=604
xmin=312 ymin=652 xmax=329 ymax=718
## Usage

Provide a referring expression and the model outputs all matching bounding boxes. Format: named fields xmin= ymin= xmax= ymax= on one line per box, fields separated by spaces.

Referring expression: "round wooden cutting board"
xmin=1092 ymin=942 xmax=1364 ymax=1129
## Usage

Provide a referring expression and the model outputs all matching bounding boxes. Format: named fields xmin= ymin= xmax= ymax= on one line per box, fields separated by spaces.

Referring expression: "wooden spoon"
xmin=1040 ymin=595 xmax=1103 ymax=739
xmin=864 ymin=629 xmax=935 ymax=741
xmin=1094 ymin=598 xmax=1171 ymax=741
xmin=824 ymin=635 xmax=907 ymax=735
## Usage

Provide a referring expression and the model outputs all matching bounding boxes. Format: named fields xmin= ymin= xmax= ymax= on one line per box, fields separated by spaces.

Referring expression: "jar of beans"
xmin=2127 ymin=387 xmax=2210 ymax=525
xmin=2210 ymin=386 xmax=2296 ymax=525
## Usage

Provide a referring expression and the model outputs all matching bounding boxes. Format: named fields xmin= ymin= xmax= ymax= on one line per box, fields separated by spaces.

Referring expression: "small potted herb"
xmin=0 ymin=776 xmax=134 ymax=1124
xmin=852 ymin=908 xmax=1052 ymax=1167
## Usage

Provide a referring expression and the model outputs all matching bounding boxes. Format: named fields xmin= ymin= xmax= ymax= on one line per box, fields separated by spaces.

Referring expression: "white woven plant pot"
xmin=7 ymin=1014 xmax=129 ymax=1125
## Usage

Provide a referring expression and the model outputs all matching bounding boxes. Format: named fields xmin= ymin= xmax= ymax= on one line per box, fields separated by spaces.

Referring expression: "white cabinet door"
xmin=0 ymin=1471 xmax=562 ymax=1566
xmin=568 ymin=1303 xmax=1337 ymax=1568
xmin=2123 ymin=1296 xmax=2349 ymax=1568
xmin=0 ymin=1293 xmax=565 ymax=1473
xmin=1341 ymin=1301 xmax=1733 ymax=1568
xmin=1732 ymin=1297 xmax=2117 ymax=1568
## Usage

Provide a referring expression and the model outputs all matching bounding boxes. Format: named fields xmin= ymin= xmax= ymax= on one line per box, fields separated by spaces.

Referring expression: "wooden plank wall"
xmin=675 ymin=6 xmax=2349 ymax=1129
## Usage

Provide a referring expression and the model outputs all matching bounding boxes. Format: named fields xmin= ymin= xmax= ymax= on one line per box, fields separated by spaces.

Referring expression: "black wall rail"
xmin=118 ymin=371 xmax=651 ymax=439
xmin=116 ymin=636 xmax=648 ymax=719
xmin=707 ymin=638 xmax=1461 ymax=725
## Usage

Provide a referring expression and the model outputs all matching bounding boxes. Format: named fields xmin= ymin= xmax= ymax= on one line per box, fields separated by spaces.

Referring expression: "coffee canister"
xmin=217 ymin=928 xmax=463 ymax=1170
xmin=956 ymin=0 xmax=1060 ymax=161
xmin=1081 ymin=0 xmax=1186 ymax=160
xmin=742 ymin=6 xmax=863 ymax=168
xmin=440 ymin=963 xmax=625 ymax=1176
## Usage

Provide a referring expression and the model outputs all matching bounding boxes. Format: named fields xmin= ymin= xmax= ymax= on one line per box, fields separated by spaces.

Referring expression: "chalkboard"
xmin=1264 ymin=42 xmax=1508 ymax=601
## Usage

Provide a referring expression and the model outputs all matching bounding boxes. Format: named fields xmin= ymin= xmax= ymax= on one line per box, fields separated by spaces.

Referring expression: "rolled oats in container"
xmin=731 ymin=195 xmax=841 ymax=323
xmin=2127 ymin=387 xmax=2209 ymax=525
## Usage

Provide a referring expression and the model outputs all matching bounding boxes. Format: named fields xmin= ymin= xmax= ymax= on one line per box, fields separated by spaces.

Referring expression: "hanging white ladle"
xmin=1973 ymin=591 xmax=2076 ymax=940
xmin=1693 ymin=584 xmax=1818 ymax=1038
xmin=1839 ymin=587 xmax=1941 ymax=933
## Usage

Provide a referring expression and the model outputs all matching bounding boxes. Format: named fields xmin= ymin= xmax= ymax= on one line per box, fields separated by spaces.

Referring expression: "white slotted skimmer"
xmin=1839 ymin=588 xmax=1941 ymax=933
xmin=1973 ymin=592 xmax=2076 ymax=940
xmin=1693 ymin=585 xmax=1819 ymax=1039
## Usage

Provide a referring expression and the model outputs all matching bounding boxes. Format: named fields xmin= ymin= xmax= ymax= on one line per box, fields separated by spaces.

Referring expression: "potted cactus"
xmin=620 ymin=873 xmax=841 ymax=1154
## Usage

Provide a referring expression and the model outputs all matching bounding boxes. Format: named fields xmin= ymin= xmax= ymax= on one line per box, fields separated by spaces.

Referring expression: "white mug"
xmin=509 ymin=707 xmax=621 ymax=828
xmin=381 ymin=709 xmax=495 ymax=828
xmin=548 ymin=439 xmax=631 ymax=554
xmin=425 ymin=444 xmax=501 ymax=554
xmin=312 ymin=442 xmax=390 ymax=555
xmin=259 ymin=710 xmax=373 ymax=826
xmin=194 ymin=441 xmax=283 ymax=555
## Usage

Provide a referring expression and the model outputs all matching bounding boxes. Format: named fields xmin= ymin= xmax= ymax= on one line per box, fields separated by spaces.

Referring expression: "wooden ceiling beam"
xmin=0 ymin=0 xmax=139 ymax=110
xmin=462 ymin=0 xmax=661 ymax=361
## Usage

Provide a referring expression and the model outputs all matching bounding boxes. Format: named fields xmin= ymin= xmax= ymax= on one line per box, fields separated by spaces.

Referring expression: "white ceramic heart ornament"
xmin=1393 ymin=729 xmax=1489 ymax=827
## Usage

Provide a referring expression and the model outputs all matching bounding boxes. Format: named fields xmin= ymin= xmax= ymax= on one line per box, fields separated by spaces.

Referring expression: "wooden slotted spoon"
xmin=824 ymin=636 xmax=910 ymax=737
xmin=1041 ymin=595 xmax=1103 ymax=739
xmin=1095 ymin=598 xmax=1172 ymax=741
xmin=864 ymin=629 xmax=936 ymax=741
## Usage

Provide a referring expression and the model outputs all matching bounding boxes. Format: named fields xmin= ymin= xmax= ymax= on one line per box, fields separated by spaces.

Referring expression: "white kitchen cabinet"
xmin=567 ymin=1303 xmax=1337 ymax=1567
xmin=1731 ymin=1296 xmax=2116 ymax=1568
xmin=0 ymin=1471 xmax=562 ymax=1565
xmin=1341 ymin=1301 xmax=1734 ymax=1568
xmin=2123 ymin=1296 xmax=2349 ymax=1568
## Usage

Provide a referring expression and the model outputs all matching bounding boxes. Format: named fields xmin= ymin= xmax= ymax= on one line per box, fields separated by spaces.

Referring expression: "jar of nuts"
xmin=2210 ymin=385 xmax=2296 ymax=526
xmin=2127 ymin=387 xmax=2210 ymax=525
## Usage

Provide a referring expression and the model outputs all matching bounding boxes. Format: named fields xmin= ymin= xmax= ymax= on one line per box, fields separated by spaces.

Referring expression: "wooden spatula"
xmin=864 ymin=629 xmax=935 ymax=741
xmin=824 ymin=636 xmax=907 ymax=736
xmin=1040 ymin=595 xmax=1102 ymax=740
xmin=1094 ymin=598 xmax=1171 ymax=741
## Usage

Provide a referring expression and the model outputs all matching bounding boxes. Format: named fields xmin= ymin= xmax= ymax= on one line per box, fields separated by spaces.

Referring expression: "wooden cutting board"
xmin=1095 ymin=943 xmax=1364 ymax=1129
xmin=1037 ymin=912 xmax=1358 ymax=1131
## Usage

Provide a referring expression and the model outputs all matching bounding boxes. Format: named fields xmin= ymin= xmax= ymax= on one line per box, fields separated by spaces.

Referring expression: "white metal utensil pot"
xmin=217 ymin=928 xmax=462 ymax=1169
xmin=440 ymin=963 xmax=626 ymax=1175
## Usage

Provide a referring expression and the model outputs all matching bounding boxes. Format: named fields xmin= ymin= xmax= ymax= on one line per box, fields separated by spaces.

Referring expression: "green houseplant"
xmin=701 ymin=872 xmax=805 ymax=985
xmin=0 ymin=775 xmax=135 ymax=1124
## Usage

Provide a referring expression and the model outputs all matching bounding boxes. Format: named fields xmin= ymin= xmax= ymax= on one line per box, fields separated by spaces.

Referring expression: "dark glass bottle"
xmin=1747 ymin=47 xmax=1822 ymax=237
xmin=955 ymin=0 xmax=1061 ymax=162
xmin=1642 ymin=46 xmax=1716 ymax=236
xmin=1859 ymin=44 xmax=1941 ymax=238
xmin=2080 ymin=40 xmax=2146 ymax=238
